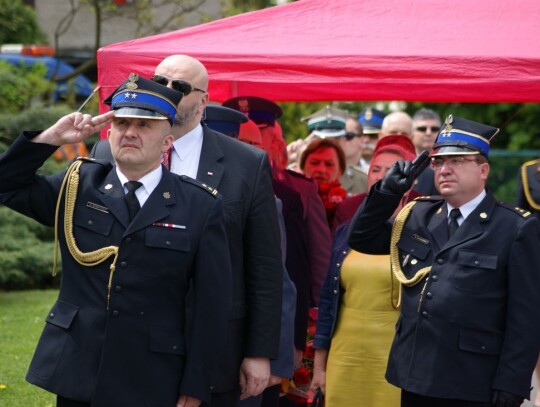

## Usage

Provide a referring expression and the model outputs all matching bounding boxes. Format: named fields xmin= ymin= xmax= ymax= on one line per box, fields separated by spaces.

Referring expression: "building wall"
xmin=33 ymin=0 xmax=223 ymax=53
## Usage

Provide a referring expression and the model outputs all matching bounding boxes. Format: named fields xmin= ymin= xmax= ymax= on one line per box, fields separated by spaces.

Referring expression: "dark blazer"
xmin=272 ymin=179 xmax=310 ymax=350
xmin=347 ymin=183 xmax=540 ymax=402
xmin=91 ymin=124 xmax=283 ymax=392
xmin=0 ymin=133 xmax=232 ymax=405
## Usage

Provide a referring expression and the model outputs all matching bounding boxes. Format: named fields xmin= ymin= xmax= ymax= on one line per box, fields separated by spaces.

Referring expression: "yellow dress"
xmin=325 ymin=250 xmax=401 ymax=407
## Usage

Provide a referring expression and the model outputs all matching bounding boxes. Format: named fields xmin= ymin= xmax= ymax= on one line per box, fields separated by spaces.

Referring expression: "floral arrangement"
xmin=317 ymin=181 xmax=347 ymax=222
xmin=281 ymin=308 xmax=319 ymax=404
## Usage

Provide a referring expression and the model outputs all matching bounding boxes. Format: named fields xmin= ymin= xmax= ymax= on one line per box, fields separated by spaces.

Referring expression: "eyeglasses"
xmin=344 ymin=132 xmax=361 ymax=141
xmin=430 ymin=156 xmax=481 ymax=169
xmin=415 ymin=125 xmax=441 ymax=133
xmin=150 ymin=75 xmax=206 ymax=96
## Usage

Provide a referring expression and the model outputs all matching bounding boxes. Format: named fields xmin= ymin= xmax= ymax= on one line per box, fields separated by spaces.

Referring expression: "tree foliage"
xmin=0 ymin=0 xmax=48 ymax=44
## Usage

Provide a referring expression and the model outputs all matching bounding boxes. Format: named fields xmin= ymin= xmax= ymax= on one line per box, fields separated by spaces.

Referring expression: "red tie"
xmin=161 ymin=145 xmax=174 ymax=170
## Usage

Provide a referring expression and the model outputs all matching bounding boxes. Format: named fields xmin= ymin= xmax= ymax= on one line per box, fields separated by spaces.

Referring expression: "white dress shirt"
xmin=169 ymin=123 xmax=204 ymax=179
xmin=116 ymin=165 xmax=162 ymax=208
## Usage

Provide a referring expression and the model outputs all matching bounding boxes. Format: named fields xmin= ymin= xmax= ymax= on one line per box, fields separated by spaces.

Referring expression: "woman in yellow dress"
xmin=310 ymin=135 xmax=417 ymax=406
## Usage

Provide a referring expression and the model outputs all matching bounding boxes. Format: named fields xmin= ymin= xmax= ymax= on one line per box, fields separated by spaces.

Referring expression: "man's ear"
xmin=162 ymin=134 xmax=174 ymax=152
xmin=106 ymin=128 xmax=111 ymax=139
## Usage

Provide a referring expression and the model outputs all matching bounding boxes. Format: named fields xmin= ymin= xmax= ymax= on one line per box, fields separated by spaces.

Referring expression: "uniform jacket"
xmin=91 ymin=124 xmax=283 ymax=392
xmin=347 ymin=183 xmax=540 ymax=402
xmin=0 ymin=133 xmax=232 ymax=406
xmin=340 ymin=165 xmax=368 ymax=197
xmin=515 ymin=159 xmax=540 ymax=221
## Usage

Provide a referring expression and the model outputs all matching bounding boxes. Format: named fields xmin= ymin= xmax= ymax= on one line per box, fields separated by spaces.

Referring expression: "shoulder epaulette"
xmin=180 ymin=175 xmax=219 ymax=197
xmin=497 ymin=201 xmax=532 ymax=218
xmin=414 ymin=195 xmax=444 ymax=202
xmin=75 ymin=156 xmax=109 ymax=166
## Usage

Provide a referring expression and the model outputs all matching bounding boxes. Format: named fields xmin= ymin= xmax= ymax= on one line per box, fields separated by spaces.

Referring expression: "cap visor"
xmin=431 ymin=146 xmax=482 ymax=156
xmin=113 ymin=107 xmax=168 ymax=121
xmin=313 ymin=129 xmax=346 ymax=138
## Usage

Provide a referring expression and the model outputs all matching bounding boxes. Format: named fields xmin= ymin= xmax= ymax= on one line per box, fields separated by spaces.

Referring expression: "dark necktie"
xmin=124 ymin=181 xmax=142 ymax=221
xmin=161 ymin=145 xmax=174 ymax=170
xmin=448 ymin=208 xmax=461 ymax=238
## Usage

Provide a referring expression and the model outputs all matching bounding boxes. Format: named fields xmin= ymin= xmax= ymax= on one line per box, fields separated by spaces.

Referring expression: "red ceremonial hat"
xmin=372 ymin=135 xmax=416 ymax=162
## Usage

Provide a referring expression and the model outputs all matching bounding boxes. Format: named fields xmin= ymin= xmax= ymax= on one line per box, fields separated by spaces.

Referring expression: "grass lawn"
xmin=0 ymin=289 xmax=58 ymax=407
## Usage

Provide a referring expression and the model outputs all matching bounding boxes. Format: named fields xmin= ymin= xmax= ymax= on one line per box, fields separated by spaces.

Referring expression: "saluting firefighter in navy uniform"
xmin=347 ymin=115 xmax=540 ymax=407
xmin=0 ymin=74 xmax=232 ymax=407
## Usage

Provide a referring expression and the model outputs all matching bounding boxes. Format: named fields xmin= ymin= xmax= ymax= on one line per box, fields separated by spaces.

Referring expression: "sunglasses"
xmin=344 ymin=132 xmax=361 ymax=141
xmin=415 ymin=125 xmax=441 ymax=133
xmin=150 ymin=75 xmax=206 ymax=96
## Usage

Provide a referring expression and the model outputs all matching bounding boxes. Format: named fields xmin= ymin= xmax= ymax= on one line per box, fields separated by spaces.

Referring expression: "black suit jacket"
xmin=0 ymin=133 xmax=232 ymax=404
xmin=91 ymin=125 xmax=283 ymax=392
xmin=348 ymin=184 xmax=540 ymax=402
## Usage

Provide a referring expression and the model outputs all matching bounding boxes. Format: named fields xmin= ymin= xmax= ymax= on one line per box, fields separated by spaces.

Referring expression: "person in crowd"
xmin=302 ymin=106 xmax=368 ymax=197
xmin=357 ymin=107 xmax=386 ymax=172
xmin=411 ymin=108 xmax=441 ymax=155
xmin=0 ymin=74 xmax=233 ymax=407
xmin=331 ymin=135 xmax=420 ymax=232
xmin=91 ymin=56 xmax=284 ymax=407
xmin=309 ymin=135 xmax=418 ymax=406
xmin=348 ymin=115 xmax=540 ymax=407
xmin=224 ymin=96 xmax=332 ymax=310
xmin=515 ymin=155 xmax=540 ymax=407
xmin=299 ymin=138 xmax=347 ymax=225
xmin=379 ymin=111 xmax=413 ymax=138
xmin=409 ymin=108 xmax=441 ymax=196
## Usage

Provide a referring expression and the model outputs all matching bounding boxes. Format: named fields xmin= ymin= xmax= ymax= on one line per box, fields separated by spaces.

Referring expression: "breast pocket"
xmin=140 ymin=227 xmax=191 ymax=278
xmin=73 ymin=206 xmax=115 ymax=250
xmin=451 ymin=250 xmax=498 ymax=293
xmin=396 ymin=233 xmax=432 ymax=277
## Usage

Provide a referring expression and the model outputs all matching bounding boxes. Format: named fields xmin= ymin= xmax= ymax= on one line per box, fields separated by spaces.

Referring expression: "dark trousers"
xmin=57 ymin=396 xmax=91 ymax=407
xmin=401 ymin=390 xmax=491 ymax=407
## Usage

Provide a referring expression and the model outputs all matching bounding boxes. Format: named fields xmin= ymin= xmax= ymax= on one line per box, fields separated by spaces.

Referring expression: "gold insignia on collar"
xmin=436 ymin=207 xmax=442 ymax=214
xmin=126 ymin=73 xmax=139 ymax=90
xmin=163 ymin=192 xmax=171 ymax=199
xmin=105 ymin=184 xmax=113 ymax=190
xmin=207 ymin=171 xmax=213 ymax=176
xmin=480 ymin=212 xmax=487 ymax=219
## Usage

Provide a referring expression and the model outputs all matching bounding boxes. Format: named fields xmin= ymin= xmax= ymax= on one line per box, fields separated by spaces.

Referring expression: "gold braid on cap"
xmin=53 ymin=159 xmax=119 ymax=309
xmin=390 ymin=200 xmax=431 ymax=308
xmin=520 ymin=159 xmax=540 ymax=210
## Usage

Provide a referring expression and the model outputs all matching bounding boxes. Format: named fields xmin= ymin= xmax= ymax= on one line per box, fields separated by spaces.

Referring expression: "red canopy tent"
xmin=97 ymin=0 xmax=540 ymax=105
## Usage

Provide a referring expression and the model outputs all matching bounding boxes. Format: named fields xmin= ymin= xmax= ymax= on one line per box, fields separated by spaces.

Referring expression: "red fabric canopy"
xmin=97 ymin=0 xmax=540 ymax=105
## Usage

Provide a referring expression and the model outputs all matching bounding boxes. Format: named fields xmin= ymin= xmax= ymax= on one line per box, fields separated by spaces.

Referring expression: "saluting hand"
xmin=32 ymin=111 xmax=115 ymax=146
xmin=380 ymin=150 xmax=431 ymax=195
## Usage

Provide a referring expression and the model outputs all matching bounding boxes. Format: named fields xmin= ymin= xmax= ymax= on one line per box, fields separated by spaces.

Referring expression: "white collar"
xmin=171 ymin=123 xmax=204 ymax=161
xmin=447 ymin=189 xmax=486 ymax=222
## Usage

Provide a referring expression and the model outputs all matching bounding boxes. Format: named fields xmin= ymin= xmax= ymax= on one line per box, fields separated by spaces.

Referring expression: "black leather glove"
xmin=491 ymin=390 xmax=524 ymax=407
xmin=379 ymin=150 xmax=431 ymax=195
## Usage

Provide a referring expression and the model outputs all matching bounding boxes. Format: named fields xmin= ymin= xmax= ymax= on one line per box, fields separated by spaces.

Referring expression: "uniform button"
xmin=172 ymin=345 xmax=177 ymax=350
xmin=334 ymin=276 xmax=338 ymax=281
xmin=342 ymin=251 xmax=347 ymax=255
xmin=422 ymin=311 xmax=429 ymax=318
xmin=120 ymin=261 xmax=127 ymax=268
xmin=431 ymin=275 xmax=438 ymax=281
xmin=140 ymin=311 xmax=145 ymax=316
xmin=474 ymin=260 xmax=480 ymax=266
xmin=437 ymin=258 xmax=444 ymax=264
xmin=410 ymin=248 xmax=415 ymax=253
xmin=336 ymin=263 xmax=341 ymax=267
xmin=112 ymin=310 xmax=120 ymax=317
xmin=210 ymin=385 xmax=215 ymax=390
xmin=333 ymin=289 xmax=338 ymax=294
xmin=49 ymin=312 xmax=55 ymax=318
xmin=481 ymin=345 xmax=486 ymax=351
xmin=166 ymin=240 xmax=171 ymax=246
xmin=87 ymin=220 xmax=93 ymax=226
xmin=426 ymin=292 xmax=433 ymax=299
xmin=114 ymin=285 xmax=122 ymax=293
